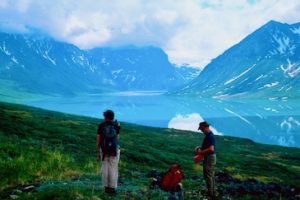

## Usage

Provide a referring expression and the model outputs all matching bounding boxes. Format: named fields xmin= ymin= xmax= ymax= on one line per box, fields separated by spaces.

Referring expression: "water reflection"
xmin=24 ymin=94 xmax=300 ymax=147
xmin=168 ymin=113 xmax=223 ymax=135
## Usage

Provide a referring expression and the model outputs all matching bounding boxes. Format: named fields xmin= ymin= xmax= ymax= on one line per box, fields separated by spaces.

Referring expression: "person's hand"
xmin=194 ymin=146 xmax=201 ymax=153
xmin=197 ymin=150 xmax=203 ymax=155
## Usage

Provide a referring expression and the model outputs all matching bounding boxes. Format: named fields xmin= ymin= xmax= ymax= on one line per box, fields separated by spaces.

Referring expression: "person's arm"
xmin=96 ymin=125 xmax=102 ymax=160
xmin=97 ymin=134 xmax=101 ymax=149
xmin=198 ymin=145 xmax=214 ymax=155
xmin=96 ymin=134 xmax=101 ymax=160
xmin=116 ymin=121 xmax=121 ymax=142
xmin=197 ymin=134 xmax=215 ymax=155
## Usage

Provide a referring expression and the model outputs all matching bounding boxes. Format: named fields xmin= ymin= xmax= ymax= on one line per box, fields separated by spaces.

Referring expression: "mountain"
xmin=0 ymin=101 xmax=299 ymax=199
xmin=0 ymin=33 xmax=110 ymax=96
xmin=0 ymin=32 xmax=195 ymax=97
xmin=88 ymin=46 xmax=189 ymax=90
xmin=175 ymin=65 xmax=201 ymax=82
xmin=176 ymin=21 xmax=300 ymax=99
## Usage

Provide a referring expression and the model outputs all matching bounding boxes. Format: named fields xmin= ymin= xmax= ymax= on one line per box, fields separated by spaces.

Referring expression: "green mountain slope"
xmin=0 ymin=102 xmax=299 ymax=199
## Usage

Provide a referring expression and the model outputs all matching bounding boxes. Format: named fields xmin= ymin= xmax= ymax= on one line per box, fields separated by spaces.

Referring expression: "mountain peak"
xmin=259 ymin=20 xmax=300 ymax=31
xmin=265 ymin=20 xmax=283 ymax=26
xmin=176 ymin=19 xmax=300 ymax=98
xmin=259 ymin=20 xmax=287 ymax=31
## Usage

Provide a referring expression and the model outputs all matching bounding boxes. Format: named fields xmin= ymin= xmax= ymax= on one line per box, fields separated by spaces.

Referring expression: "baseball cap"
xmin=198 ymin=121 xmax=210 ymax=130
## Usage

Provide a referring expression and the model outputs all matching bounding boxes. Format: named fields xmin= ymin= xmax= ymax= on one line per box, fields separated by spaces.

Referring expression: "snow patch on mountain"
xmin=25 ymin=38 xmax=33 ymax=48
xmin=256 ymin=113 xmax=264 ymax=119
xmin=224 ymin=64 xmax=256 ymax=85
xmin=289 ymin=67 xmax=300 ymax=77
xmin=263 ymin=82 xmax=279 ymax=88
xmin=278 ymin=117 xmax=300 ymax=146
xmin=291 ymin=27 xmax=300 ymax=36
xmin=272 ymin=34 xmax=294 ymax=54
xmin=112 ymin=69 xmax=124 ymax=75
xmin=79 ymin=55 xmax=84 ymax=61
xmin=286 ymin=86 xmax=292 ymax=91
xmin=101 ymin=57 xmax=106 ymax=64
xmin=280 ymin=59 xmax=300 ymax=78
xmin=126 ymin=58 xmax=136 ymax=64
xmin=42 ymin=51 xmax=56 ymax=65
xmin=213 ymin=94 xmax=229 ymax=99
xmin=255 ymin=75 xmax=264 ymax=81
xmin=0 ymin=42 xmax=11 ymax=56
xmin=264 ymin=107 xmax=279 ymax=113
xmin=224 ymin=108 xmax=254 ymax=127
xmin=272 ymin=135 xmax=295 ymax=146
xmin=11 ymin=56 xmax=18 ymax=64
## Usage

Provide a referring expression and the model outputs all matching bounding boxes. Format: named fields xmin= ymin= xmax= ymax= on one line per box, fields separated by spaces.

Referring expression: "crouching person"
xmin=160 ymin=164 xmax=184 ymax=200
xmin=97 ymin=110 xmax=121 ymax=194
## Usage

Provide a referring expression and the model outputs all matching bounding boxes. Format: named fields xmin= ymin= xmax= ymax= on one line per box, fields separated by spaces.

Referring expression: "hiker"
xmin=161 ymin=164 xmax=184 ymax=200
xmin=195 ymin=121 xmax=217 ymax=199
xmin=97 ymin=110 xmax=121 ymax=194
xmin=149 ymin=164 xmax=183 ymax=200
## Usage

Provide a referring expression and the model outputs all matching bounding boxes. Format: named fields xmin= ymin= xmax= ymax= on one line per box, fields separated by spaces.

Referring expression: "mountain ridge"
xmin=0 ymin=32 xmax=198 ymax=97
xmin=176 ymin=20 xmax=300 ymax=99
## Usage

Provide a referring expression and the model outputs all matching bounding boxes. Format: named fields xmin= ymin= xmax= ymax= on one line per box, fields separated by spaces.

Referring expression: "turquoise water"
xmin=25 ymin=93 xmax=300 ymax=147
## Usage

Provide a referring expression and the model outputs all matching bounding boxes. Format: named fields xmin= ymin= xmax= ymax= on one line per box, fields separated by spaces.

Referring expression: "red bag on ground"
xmin=160 ymin=164 xmax=183 ymax=192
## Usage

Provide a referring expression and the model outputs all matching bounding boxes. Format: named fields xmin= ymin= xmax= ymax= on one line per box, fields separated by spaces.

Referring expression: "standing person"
xmin=97 ymin=110 xmax=121 ymax=194
xmin=195 ymin=121 xmax=217 ymax=199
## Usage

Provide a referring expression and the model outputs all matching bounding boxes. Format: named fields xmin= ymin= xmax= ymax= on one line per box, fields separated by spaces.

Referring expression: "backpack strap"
xmin=100 ymin=122 xmax=108 ymax=161
xmin=101 ymin=121 xmax=118 ymax=160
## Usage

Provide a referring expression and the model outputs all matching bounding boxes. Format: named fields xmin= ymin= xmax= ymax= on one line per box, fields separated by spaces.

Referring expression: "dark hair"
xmin=198 ymin=121 xmax=210 ymax=130
xmin=103 ymin=110 xmax=115 ymax=120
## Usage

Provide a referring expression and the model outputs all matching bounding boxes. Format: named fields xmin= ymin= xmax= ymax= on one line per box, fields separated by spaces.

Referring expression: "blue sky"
xmin=0 ymin=0 xmax=299 ymax=68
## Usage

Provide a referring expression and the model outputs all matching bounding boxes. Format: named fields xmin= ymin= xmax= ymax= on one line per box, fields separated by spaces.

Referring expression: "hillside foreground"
xmin=0 ymin=102 xmax=299 ymax=199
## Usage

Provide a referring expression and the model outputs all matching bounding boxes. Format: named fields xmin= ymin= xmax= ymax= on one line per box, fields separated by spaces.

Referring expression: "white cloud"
xmin=16 ymin=0 xmax=31 ymax=13
xmin=0 ymin=0 xmax=299 ymax=68
xmin=0 ymin=0 xmax=8 ymax=8
xmin=168 ymin=113 xmax=223 ymax=135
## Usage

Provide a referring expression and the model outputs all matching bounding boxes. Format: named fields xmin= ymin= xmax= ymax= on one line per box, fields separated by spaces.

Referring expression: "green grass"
xmin=0 ymin=101 xmax=299 ymax=199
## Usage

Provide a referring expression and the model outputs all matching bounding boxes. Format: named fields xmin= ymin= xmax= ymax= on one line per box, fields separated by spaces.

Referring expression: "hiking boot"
xmin=109 ymin=188 xmax=116 ymax=194
xmin=208 ymin=194 xmax=218 ymax=200
xmin=104 ymin=187 xmax=110 ymax=193
xmin=207 ymin=191 xmax=218 ymax=200
xmin=105 ymin=187 xmax=116 ymax=194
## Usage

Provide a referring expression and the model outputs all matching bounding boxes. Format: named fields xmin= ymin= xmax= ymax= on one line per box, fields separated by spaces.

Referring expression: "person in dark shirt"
xmin=97 ymin=110 xmax=121 ymax=194
xmin=195 ymin=121 xmax=217 ymax=199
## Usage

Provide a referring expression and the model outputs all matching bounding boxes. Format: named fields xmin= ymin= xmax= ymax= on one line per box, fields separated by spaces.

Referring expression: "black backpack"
xmin=100 ymin=121 xmax=118 ymax=159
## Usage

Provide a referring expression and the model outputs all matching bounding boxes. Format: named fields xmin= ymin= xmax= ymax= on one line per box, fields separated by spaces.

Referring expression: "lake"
xmin=25 ymin=92 xmax=300 ymax=148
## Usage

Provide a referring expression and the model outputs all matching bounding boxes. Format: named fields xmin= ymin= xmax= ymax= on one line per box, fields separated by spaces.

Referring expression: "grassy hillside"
xmin=0 ymin=102 xmax=299 ymax=199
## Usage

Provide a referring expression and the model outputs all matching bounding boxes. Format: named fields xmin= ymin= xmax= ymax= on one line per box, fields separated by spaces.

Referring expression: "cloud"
xmin=0 ymin=0 xmax=8 ymax=9
xmin=0 ymin=0 xmax=299 ymax=68
xmin=168 ymin=113 xmax=223 ymax=135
